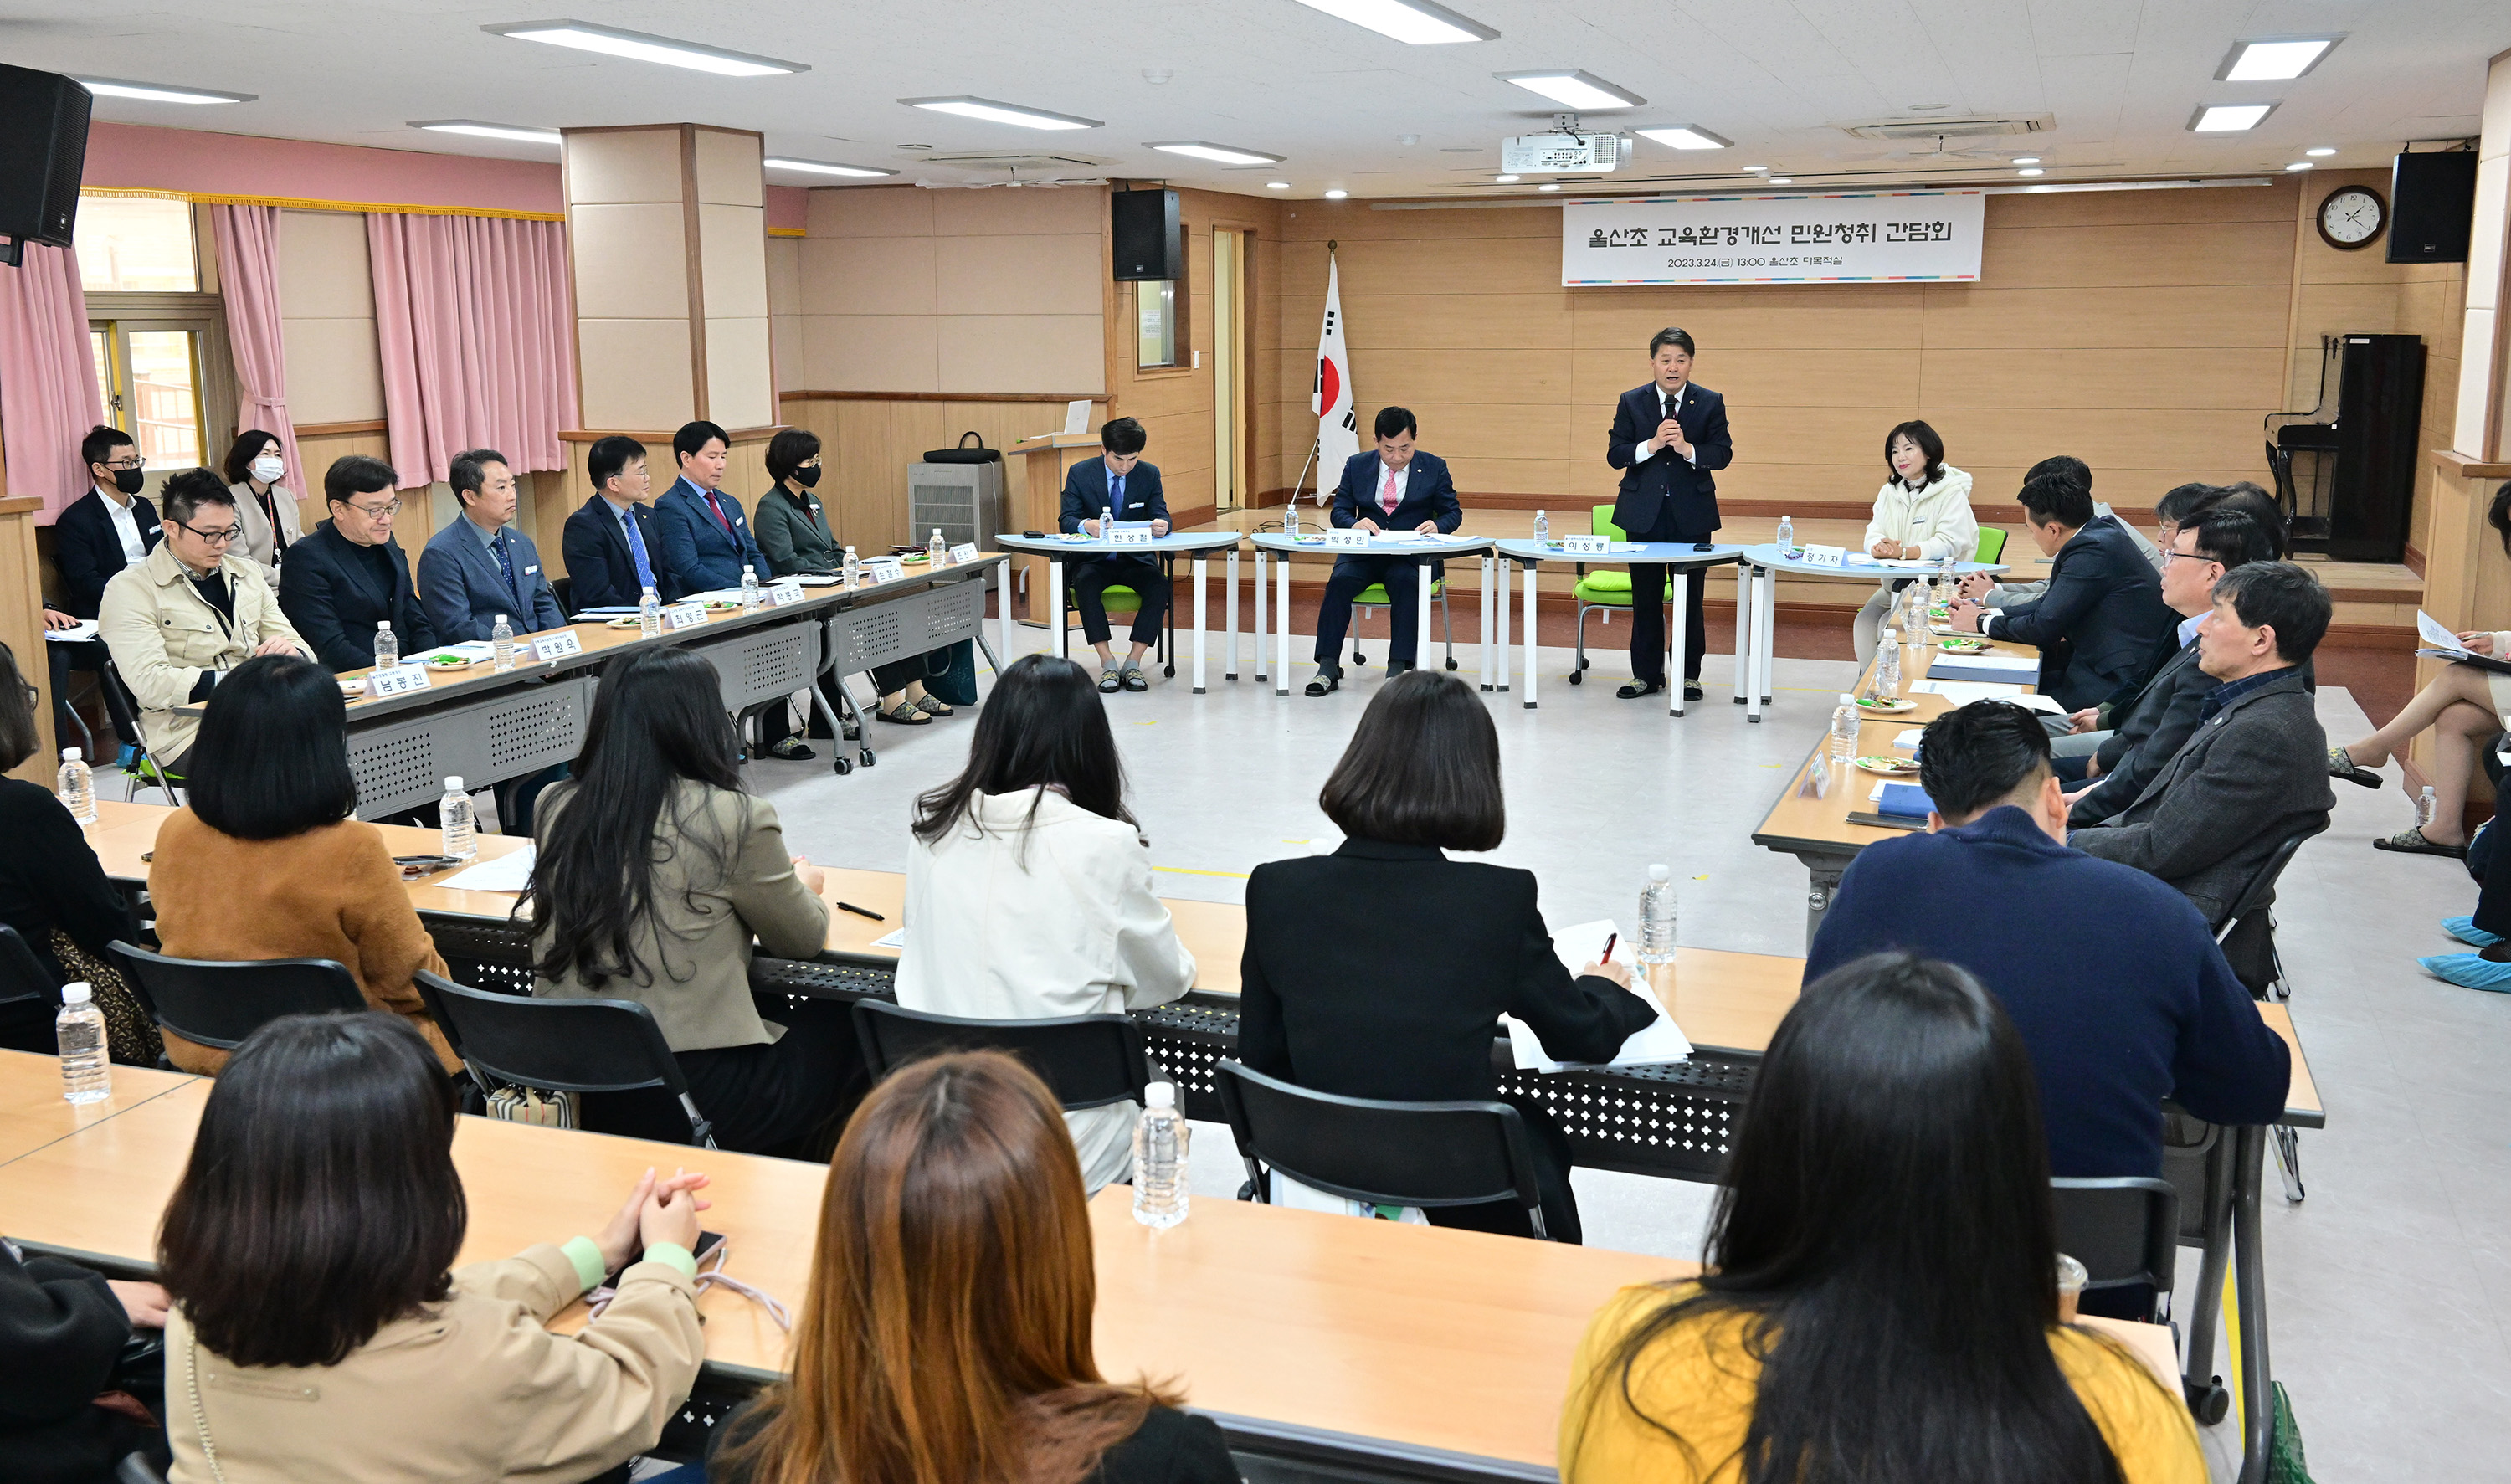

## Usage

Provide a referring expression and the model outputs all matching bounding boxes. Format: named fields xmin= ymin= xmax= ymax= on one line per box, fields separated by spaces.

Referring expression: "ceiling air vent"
xmin=1836 ymin=114 xmax=2054 ymax=141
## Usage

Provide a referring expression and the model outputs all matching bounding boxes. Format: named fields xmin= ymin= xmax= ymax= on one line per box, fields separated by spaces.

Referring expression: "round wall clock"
xmin=2317 ymin=185 xmax=2385 ymax=250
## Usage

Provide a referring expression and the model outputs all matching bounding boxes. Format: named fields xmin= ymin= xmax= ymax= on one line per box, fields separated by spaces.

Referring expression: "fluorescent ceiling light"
xmin=1767 ymin=177 xmax=1793 ymax=186
xmin=2216 ymin=36 xmax=2339 ymax=82
xmin=2285 ymin=161 xmax=2313 ymax=172
xmin=1324 ymin=189 xmax=1349 ymax=198
xmin=1537 ymin=182 xmax=1560 ymax=192
xmin=2190 ymin=102 xmax=2276 ymax=133
xmin=1743 ymin=165 xmax=1769 ymax=174
xmin=901 ymin=95 xmax=1101 ymax=131
xmin=2011 ymin=156 xmax=2040 ymax=165
xmin=1286 ymin=0 xmax=1497 ymax=45
xmin=1495 ymin=71 xmax=1643 ymax=110
xmin=413 ymin=119 xmax=561 ymax=144
xmin=2306 ymin=146 xmax=2335 ymax=157
xmin=1266 ymin=181 xmax=1291 ymax=189
xmin=2017 ymin=167 xmax=2044 ymax=177
xmin=76 ymin=76 xmax=255 ymax=105
xmin=485 ymin=20 xmax=804 ymax=75
xmin=1147 ymin=141 xmax=1285 ymax=165
xmin=764 ymin=157 xmax=896 ymax=177
xmin=1494 ymin=174 xmax=1520 ymax=182
xmin=1635 ymin=126 xmax=1731 ymax=151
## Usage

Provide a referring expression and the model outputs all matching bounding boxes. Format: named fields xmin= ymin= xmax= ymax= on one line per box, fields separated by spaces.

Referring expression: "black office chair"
xmin=2051 ymin=1176 xmax=2180 ymax=1325
xmin=550 ymin=575 xmax=575 ymax=619
xmin=2213 ymin=824 xmax=2324 ymax=1002
xmin=850 ymin=999 xmax=1153 ymax=1111
xmin=1214 ymin=1060 xmax=1553 ymax=1240
xmin=95 ymin=655 xmax=181 ymax=804
xmin=108 ymin=940 xmax=364 ymax=1060
xmin=0 ymin=923 xmax=61 ymax=1054
xmin=415 ymin=973 xmax=714 ymax=1146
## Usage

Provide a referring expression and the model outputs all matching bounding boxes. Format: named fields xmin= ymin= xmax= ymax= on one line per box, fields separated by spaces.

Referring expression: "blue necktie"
xmin=620 ymin=507 xmax=655 ymax=591
xmin=1110 ymin=472 xmax=1124 ymax=516
xmin=492 ymin=531 xmax=522 ymax=611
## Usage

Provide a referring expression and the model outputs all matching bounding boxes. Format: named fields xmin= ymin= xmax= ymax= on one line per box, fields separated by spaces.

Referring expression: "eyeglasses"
xmin=344 ymin=499 xmax=402 ymax=517
xmin=179 ymin=521 xmax=242 ymax=544
xmin=2160 ymin=549 xmax=2220 ymax=566
xmin=104 ymin=455 xmax=146 ymax=470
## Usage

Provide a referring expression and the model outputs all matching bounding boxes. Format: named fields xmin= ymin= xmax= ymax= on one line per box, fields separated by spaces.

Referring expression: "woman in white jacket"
xmin=1855 ymin=421 xmax=1977 ymax=661
xmin=898 ymin=654 xmax=1194 ymax=1193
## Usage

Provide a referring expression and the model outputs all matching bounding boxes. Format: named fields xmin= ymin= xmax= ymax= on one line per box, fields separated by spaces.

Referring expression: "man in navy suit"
xmin=561 ymin=434 xmax=673 ymax=608
xmin=1058 ymin=417 xmax=1172 ymax=691
xmin=278 ymin=454 xmax=439 ymax=672
xmin=653 ymin=419 xmax=766 ymax=593
xmin=54 ymin=425 xmax=162 ymax=619
xmin=416 ymin=448 xmax=567 ymax=640
xmin=1606 ymin=328 xmax=1733 ymax=700
xmin=1306 ymin=407 xmax=1463 ymax=697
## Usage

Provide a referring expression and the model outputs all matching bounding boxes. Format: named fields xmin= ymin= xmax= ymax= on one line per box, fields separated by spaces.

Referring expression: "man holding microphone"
xmin=1606 ymin=328 xmax=1732 ymax=700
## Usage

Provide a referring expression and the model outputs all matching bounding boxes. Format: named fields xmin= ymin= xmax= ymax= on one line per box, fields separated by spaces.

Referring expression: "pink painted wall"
xmin=81 ymin=122 xmax=564 ymax=214
xmin=766 ymin=186 xmax=807 ymax=233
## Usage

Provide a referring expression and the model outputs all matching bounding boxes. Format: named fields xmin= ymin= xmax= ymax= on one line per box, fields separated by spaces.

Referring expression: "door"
xmin=1212 ymin=228 xmax=1250 ymax=513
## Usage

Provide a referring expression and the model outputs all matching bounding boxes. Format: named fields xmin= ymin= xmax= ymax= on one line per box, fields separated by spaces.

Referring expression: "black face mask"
xmin=110 ymin=468 xmax=145 ymax=496
xmin=791 ymin=466 xmax=822 ymax=489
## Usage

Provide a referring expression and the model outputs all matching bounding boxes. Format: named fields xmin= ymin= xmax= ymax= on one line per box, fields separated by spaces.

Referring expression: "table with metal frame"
xmin=1486 ymin=540 xmax=1746 ymax=716
xmin=995 ymin=531 xmax=1249 ymax=694
xmin=1245 ymin=531 xmax=1495 ymax=697
xmin=1727 ymin=542 xmax=2007 ymax=721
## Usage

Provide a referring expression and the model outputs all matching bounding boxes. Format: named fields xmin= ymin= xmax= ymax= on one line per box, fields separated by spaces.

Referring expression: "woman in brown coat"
xmin=145 ymin=654 xmax=458 ymax=1075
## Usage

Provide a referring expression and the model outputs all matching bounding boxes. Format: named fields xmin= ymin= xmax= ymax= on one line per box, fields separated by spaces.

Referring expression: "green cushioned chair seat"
xmin=1576 ymin=572 xmax=1633 ymax=605
xmin=1353 ymin=578 xmax=1445 ymax=605
xmin=1084 ymin=584 xmax=1143 ymax=614
xmin=1974 ymin=526 xmax=2007 ymax=564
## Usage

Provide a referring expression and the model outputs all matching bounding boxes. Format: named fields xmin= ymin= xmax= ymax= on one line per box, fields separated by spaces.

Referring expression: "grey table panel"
xmin=345 ymin=676 xmax=595 ymax=819
xmin=683 ymin=619 xmax=823 ymax=714
xmin=823 ymin=574 xmax=989 ymax=675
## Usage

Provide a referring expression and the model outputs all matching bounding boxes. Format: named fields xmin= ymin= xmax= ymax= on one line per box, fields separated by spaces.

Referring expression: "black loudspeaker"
xmin=1112 ymin=189 xmax=1181 ymax=281
xmin=0 ymin=64 xmax=90 ymax=268
xmin=2386 ymin=151 xmax=2477 ymax=264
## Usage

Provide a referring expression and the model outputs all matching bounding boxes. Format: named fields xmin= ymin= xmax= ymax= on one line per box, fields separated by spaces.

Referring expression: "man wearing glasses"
xmin=54 ymin=425 xmax=162 ymax=620
xmin=98 ymin=468 xmax=309 ymax=778
xmin=278 ymin=455 xmax=439 ymax=673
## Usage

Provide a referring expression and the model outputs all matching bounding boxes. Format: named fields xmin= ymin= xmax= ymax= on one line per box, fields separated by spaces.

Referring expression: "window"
xmin=74 ymin=193 xmax=199 ymax=293
xmin=90 ymin=321 xmax=213 ymax=486
xmin=1136 ymin=279 xmax=1179 ymax=369
xmin=81 ymin=192 xmax=232 ymax=490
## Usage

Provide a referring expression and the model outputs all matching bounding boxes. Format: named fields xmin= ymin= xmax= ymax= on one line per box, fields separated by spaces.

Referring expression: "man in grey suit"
xmin=2071 ymin=561 xmax=2336 ymax=988
xmin=418 ymin=447 xmax=568 ymax=641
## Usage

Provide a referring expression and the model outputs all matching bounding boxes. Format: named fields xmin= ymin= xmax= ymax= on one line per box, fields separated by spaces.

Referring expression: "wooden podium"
xmin=1013 ymin=434 xmax=1110 ymax=624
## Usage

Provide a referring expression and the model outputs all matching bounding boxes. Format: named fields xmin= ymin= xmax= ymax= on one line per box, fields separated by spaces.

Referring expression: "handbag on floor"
xmin=2267 ymin=1381 xmax=2313 ymax=1483
xmin=921 ymin=640 xmax=979 ymax=708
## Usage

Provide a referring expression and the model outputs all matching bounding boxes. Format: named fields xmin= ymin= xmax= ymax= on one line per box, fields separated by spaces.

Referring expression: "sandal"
xmin=876 ymin=703 xmax=932 ymax=726
xmin=2327 ymin=746 xmax=2384 ymax=789
xmin=913 ymin=694 xmax=954 ymax=717
xmin=2373 ymin=826 xmax=2465 ymax=859
xmin=1099 ymin=668 xmax=1122 ymax=693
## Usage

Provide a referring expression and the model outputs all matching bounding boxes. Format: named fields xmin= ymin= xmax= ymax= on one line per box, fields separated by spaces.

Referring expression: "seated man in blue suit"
xmin=1305 ymin=406 xmax=1462 ymax=697
xmin=278 ymin=454 xmax=439 ymax=672
xmin=1947 ymin=470 xmax=2176 ymax=712
xmin=1605 ymin=327 xmax=1732 ymax=701
xmin=416 ymin=448 xmax=567 ymax=641
xmin=561 ymin=434 xmax=672 ymax=608
xmin=652 ymin=419 xmax=766 ymax=594
xmin=1058 ymin=416 xmax=1171 ymax=692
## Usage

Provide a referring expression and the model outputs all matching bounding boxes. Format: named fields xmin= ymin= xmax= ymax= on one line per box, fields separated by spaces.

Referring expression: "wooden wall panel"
xmin=778 ymin=396 xmax=1068 ymax=556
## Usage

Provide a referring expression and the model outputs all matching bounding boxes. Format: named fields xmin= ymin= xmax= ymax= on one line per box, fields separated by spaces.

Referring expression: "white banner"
xmin=1562 ymin=190 xmax=1985 ymax=286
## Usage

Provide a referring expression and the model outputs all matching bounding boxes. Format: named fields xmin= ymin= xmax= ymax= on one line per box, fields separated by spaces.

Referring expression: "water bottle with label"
xmin=1100 ymin=505 xmax=1115 ymax=541
xmin=490 ymin=614 xmax=516 ymax=671
xmin=441 ymin=777 xmax=476 ymax=862
xmin=1874 ymin=628 xmax=1902 ymax=697
xmin=740 ymin=566 xmax=763 ymax=613
xmin=1132 ymin=1082 xmax=1189 ymax=1229
xmin=1776 ymin=514 xmax=1795 ymax=552
xmin=1904 ymin=583 xmax=1933 ymax=650
xmin=639 ymin=585 xmax=662 ymax=638
xmin=1533 ymin=509 xmax=1550 ymax=547
xmin=1830 ymin=694 xmax=1861 ymax=768
xmin=57 ymin=982 xmax=108 ymax=1105
xmin=1638 ymin=864 xmax=1677 ymax=967
xmin=372 ymin=620 xmax=398 ymax=672
xmin=1284 ymin=503 xmax=1301 ymax=540
xmin=56 ymin=748 xmax=95 ymax=826
xmin=928 ymin=529 xmax=947 ymax=567
xmin=2418 ymin=786 xmax=2439 ymax=831
xmin=842 ymin=547 xmax=860 ymax=591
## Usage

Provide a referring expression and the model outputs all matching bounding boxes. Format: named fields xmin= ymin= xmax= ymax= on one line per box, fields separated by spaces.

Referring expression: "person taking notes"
xmin=1304 ymin=407 xmax=1461 ymax=697
xmin=1059 ymin=417 xmax=1172 ymax=692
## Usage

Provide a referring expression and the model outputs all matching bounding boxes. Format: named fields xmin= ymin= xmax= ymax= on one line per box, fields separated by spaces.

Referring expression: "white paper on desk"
xmin=1909 ymin=680 xmax=2065 ymax=715
xmin=1871 ymin=557 xmax=1935 ymax=568
xmin=869 ymin=927 xmax=906 ymax=950
xmin=1928 ymin=652 xmax=2036 ymax=679
xmin=1502 ymin=919 xmax=1693 ymax=1072
xmin=1892 ymin=727 xmax=1923 ymax=751
xmin=1063 ymin=399 xmax=1091 ymax=435
xmin=439 ymin=845 xmax=535 ymax=893
xmin=1371 ymin=530 xmax=1435 ymax=545
xmin=43 ymin=620 xmax=99 ymax=643
xmin=794 ymin=574 xmax=844 ymax=587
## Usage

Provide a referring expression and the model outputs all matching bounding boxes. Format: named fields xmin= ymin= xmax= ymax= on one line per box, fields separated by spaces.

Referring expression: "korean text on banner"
xmin=1562 ymin=190 xmax=1985 ymax=286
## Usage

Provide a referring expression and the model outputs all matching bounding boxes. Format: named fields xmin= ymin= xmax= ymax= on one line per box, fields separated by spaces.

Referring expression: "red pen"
xmin=1600 ymin=933 xmax=1617 ymax=963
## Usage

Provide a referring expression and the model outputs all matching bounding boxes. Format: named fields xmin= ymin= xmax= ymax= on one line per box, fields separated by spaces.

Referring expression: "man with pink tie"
xmin=1304 ymin=407 xmax=1464 ymax=697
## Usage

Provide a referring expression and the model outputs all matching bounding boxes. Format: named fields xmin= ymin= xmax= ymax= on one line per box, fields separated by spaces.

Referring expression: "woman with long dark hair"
xmin=527 ymin=646 xmax=839 ymax=1154
xmin=709 ymin=1051 xmax=1235 ymax=1484
xmin=898 ymin=654 xmax=1191 ymax=1192
xmin=158 ymin=1012 xmax=707 ymax=1481
xmin=1559 ymin=953 xmax=2202 ymax=1484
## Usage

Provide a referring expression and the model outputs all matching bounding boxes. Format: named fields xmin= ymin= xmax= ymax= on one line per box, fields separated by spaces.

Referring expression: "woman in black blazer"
xmin=1238 ymin=670 xmax=1654 ymax=1243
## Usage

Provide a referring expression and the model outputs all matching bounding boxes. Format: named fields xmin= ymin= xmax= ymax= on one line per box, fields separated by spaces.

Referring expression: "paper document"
xmin=1872 ymin=557 xmax=1935 ymax=568
xmin=1063 ymin=399 xmax=1091 ymax=435
xmin=1892 ymin=728 xmax=1923 ymax=751
xmin=1502 ymin=919 xmax=1693 ymax=1072
xmin=1371 ymin=530 xmax=1436 ymax=544
xmin=2418 ymin=609 xmax=2466 ymax=653
xmin=870 ymin=927 xmax=906 ymax=950
xmin=1928 ymin=652 xmax=2035 ymax=677
xmin=793 ymin=574 xmax=845 ymax=587
xmin=43 ymin=620 xmax=99 ymax=643
xmin=1911 ymin=680 xmax=2064 ymax=715
xmin=439 ymin=845 xmax=535 ymax=893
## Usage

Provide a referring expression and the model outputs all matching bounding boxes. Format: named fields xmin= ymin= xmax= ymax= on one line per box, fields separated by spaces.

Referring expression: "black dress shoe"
xmin=1617 ymin=679 xmax=1666 ymax=700
xmin=1684 ymin=681 xmax=1706 ymax=701
xmin=1305 ymin=666 xmax=1343 ymax=697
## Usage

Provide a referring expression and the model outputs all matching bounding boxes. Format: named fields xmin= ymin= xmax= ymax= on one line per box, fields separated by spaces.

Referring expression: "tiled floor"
xmin=749 ymin=621 xmax=2505 ymax=1484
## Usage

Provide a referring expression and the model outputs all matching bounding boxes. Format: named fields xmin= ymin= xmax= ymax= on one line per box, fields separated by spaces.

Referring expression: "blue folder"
xmin=1877 ymin=782 xmax=1938 ymax=819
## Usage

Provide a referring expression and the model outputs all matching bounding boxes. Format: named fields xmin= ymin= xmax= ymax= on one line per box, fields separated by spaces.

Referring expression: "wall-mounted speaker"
xmin=2386 ymin=151 xmax=2477 ymax=264
xmin=0 ymin=64 xmax=90 ymax=267
xmin=1112 ymin=188 xmax=1181 ymax=281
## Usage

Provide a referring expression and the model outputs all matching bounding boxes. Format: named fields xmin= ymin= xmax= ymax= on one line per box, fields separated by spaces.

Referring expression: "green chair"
xmin=1569 ymin=504 xmax=1634 ymax=686
xmin=1347 ymin=574 xmax=1457 ymax=671
xmin=1064 ymin=579 xmax=1173 ymax=677
xmin=97 ymin=654 xmax=183 ymax=804
xmin=1974 ymin=526 xmax=2008 ymax=565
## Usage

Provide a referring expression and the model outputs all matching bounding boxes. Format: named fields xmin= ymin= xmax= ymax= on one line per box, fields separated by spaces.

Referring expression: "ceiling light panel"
xmin=2216 ymin=37 xmax=2339 ymax=82
xmin=1635 ymin=126 xmax=1732 ymax=151
xmin=484 ymin=20 xmax=806 ymax=76
xmin=764 ymin=157 xmax=896 ymax=177
xmin=2189 ymin=103 xmax=2276 ymax=133
xmin=1287 ymin=0 xmax=1497 ymax=44
xmin=1495 ymin=71 xmax=1643 ymax=110
xmin=1147 ymin=141 xmax=1286 ymax=165
xmin=901 ymin=96 xmax=1101 ymax=131
xmin=413 ymin=119 xmax=560 ymax=143
xmin=78 ymin=77 xmax=256 ymax=105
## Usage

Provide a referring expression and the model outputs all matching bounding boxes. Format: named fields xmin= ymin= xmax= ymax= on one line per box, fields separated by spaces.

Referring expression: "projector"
xmin=1501 ymin=132 xmax=1625 ymax=174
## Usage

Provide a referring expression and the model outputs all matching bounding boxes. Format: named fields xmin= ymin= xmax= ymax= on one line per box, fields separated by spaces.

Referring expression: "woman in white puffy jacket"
xmin=1854 ymin=420 xmax=1977 ymax=661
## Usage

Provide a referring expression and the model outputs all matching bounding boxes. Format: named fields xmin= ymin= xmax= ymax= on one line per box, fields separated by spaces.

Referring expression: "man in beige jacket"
xmin=99 ymin=470 xmax=310 ymax=776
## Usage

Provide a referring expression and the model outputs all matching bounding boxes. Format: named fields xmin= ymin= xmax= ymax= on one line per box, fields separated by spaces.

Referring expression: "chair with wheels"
xmin=95 ymin=655 xmax=182 ymax=805
xmin=850 ymin=999 xmax=1154 ymax=1111
xmin=1213 ymin=1060 xmax=1554 ymax=1240
xmin=0 ymin=922 xmax=61 ymax=1054
xmin=2051 ymin=1175 xmax=2179 ymax=1324
xmin=414 ymin=972 xmax=715 ymax=1147
xmin=1570 ymin=504 xmax=1630 ymax=685
xmin=107 ymin=940 xmax=364 ymax=1063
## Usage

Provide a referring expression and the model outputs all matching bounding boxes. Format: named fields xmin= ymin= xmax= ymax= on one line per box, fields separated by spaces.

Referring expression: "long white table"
xmin=1246 ymin=531 xmax=1494 ymax=696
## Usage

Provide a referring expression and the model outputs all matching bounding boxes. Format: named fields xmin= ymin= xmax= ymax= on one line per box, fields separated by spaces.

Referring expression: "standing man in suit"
xmin=2072 ymin=562 xmax=2336 ymax=988
xmin=278 ymin=454 xmax=439 ymax=672
xmin=1058 ymin=417 xmax=1171 ymax=692
xmin=653 ymin=419 xmax=766 ymax=593
xmin=54 ymin=425 xmax=162 ymax=619
xmin=561 ymin=434 xmax=671 ymax=608
xmin=1305 ymin=407 xmax=1462 ymax=697
xmin=1947 ymin=472 xmax=2174 ymax=712
xmin=416 ymin=449 xmax=567 ymax=640
xmin=1606 ymin=328 xmax=1732 ymax=701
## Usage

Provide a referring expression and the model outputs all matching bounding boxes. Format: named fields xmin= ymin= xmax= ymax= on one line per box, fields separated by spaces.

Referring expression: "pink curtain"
xmin=209 ymin=203 xmax=306 ymax=505
xmin=367 ymin=213 xmax=577 ymax=486
xmin=0 ymin=243 xmax=107 ymax=524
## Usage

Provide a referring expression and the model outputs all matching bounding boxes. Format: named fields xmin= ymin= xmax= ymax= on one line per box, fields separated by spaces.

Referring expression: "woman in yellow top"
xmin=1559 ymin=952 xmax=2205 ymax=1484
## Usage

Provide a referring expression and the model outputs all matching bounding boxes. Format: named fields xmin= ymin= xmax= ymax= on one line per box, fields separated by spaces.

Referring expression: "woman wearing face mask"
xmin=223 ymin=430 xmax=303 ymax=588
xmin=1852 ymin=420 xmax=1975 ymax=663
xmin=752 ymin=429 xmax=947 ymax=762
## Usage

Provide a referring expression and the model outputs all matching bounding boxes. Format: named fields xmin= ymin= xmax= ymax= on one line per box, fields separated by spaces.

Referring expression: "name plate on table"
xmin=528 ymin=629 xmax=583 ymax=661
xmin=663 ymin=602 xmax=711 ymax=631
xmin=1561 ymin=534 xmax=1610 ymax=555
xmin=765 ymin=582 xmax=804 ymax=608
xmin=865 ymin=558 xmax=906 ymax=584
xmin=1104 ymin=529 xmax=1154 ymax=546
xmin=366 ymin=664 xmax=432 ymax=698
xmin=1323 ymin=530 xmax=1373 ymax=550
xmin=951 ymin=542 xmax=980 ymax=564
xmin=1798 ymin=543 xmax=1849 ymax=568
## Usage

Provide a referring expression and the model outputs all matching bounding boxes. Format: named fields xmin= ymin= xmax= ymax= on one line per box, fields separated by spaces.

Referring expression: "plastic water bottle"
xmin=372 ymin=620 xmax=398 ymax=672
xmin=57 ymin=983 xmax=108 ymax=1105
xmin=1829 ymin=694 xmax=1861 ymax=768
xmin=1100 ymin=505 xmax=1115 ymax=540
xmin=639 ymin=585 xmax=662 ymax=638
xmin=56 ymin=748 xmax=95 ymax=826
xmin=740 ymin=566 xmax=763 ymax=613
xmin=1533 ymin=509 xmax=1551 ymax=546
xmin=490 ymin=614 xmax=516 ymax=671
xmin=2418 ymin=786 xmax=2438 ymax=830
xmin=1131 ymin=1082 xmax=1189 ymax=1229
xmin=1874 ymin=628 xmax=1902 ymax=697
xmin=928 ymin=529 xmax=947 ymax=567
xmin=1638 ymin=864 xmax=1677 ymax=967
xmin=841 ymin=547 xmax=860 ymax=591
xmin=1904 ymin=583 xmax=1933 ymax=649
xmin=1284 ymin=504 xmax=1301 ymax=540
xmin=1776 ymin=514 xmax=1795 ymax=552
xmin=440 ymin=777 xmax=476 ymax=862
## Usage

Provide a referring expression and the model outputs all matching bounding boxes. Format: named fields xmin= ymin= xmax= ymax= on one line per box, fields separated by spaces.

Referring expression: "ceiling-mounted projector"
xmin=1501 ymin=132 xmax=1625 ymax=174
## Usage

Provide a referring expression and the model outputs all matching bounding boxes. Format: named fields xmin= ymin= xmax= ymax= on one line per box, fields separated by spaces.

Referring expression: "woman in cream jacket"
xmin=897 ymin=655 xmax=1194 ymax=1193
xmin=1854 ymin=420 xmax=1976 ymax=661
